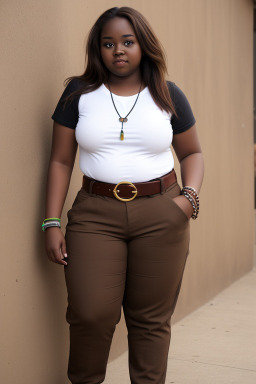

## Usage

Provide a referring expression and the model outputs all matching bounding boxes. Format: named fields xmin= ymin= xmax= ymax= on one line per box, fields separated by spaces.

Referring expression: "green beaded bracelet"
xmin=43 ymin=217 xmax=61 ymax=223
xmin=42 ymin=218 xmax=61 ymax=232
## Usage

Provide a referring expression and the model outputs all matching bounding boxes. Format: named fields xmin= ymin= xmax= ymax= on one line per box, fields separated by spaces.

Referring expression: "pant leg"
xmin=64 ymin=189 xmax=128 ymax=384
xmin=123 ymin=183 xmax=190 ymax=384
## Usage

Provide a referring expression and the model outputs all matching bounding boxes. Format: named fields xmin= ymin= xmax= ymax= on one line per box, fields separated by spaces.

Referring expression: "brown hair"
xmin=65 ymin=7 xmax=176 ymax=115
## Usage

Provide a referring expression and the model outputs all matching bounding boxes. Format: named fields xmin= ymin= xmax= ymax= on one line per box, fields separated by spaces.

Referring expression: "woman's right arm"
xmin=44 ymin=122 xmax=78 ymax=266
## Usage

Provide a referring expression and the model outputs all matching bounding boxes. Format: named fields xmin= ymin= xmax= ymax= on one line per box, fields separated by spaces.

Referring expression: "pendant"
xmin=120 ymin=130 xmax=124 ymax=141
xmin=119 ymin=117 xmax=128 ymax=123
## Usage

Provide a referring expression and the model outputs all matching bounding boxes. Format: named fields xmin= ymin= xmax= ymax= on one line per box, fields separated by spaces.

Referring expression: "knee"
xmin=66 ymin=304 xmax=121 ymax=330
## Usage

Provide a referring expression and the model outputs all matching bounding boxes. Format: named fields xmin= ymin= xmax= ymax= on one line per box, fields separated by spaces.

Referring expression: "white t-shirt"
xmin=52 ymin=80 xmax=196 ymax=183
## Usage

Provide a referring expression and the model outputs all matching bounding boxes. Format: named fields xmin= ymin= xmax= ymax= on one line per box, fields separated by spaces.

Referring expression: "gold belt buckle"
xmin=113 ymin=181 xmax=138 ymax=202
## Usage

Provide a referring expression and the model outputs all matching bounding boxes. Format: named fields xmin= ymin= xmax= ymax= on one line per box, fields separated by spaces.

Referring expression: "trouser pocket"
xmin=161 ymin=182 xmax=190 ymax=223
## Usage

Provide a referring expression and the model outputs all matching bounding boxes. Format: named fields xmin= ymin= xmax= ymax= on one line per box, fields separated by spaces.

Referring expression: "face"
xmin=100 ymin=17 xmax=143 ymax=80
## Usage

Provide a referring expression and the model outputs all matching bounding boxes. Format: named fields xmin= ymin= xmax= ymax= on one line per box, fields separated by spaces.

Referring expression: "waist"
xmin=82 ymin=170 xmax=177 ymax=202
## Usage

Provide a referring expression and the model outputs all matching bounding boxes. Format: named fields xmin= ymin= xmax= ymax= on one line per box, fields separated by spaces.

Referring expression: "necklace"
xmin=108 ymin=83 xmax=142 ymax=141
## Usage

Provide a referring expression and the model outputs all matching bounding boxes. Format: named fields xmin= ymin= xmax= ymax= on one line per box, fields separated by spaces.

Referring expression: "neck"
xmin=107 ymin=72 xmax=144 ymax=96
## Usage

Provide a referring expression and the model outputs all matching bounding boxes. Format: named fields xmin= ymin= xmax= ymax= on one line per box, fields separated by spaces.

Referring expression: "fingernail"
xmin=64 ymin=253 xmax=68 ymax=258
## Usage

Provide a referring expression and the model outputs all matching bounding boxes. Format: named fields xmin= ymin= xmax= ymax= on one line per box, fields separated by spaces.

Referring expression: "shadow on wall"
xmin=254 ymin=144 xmax=256 ymax=208
xmin=36 ymin=96 xmax=70 ymax=382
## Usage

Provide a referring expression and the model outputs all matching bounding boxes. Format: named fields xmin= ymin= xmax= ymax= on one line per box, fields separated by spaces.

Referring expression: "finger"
xmin=59 ymin=245 xmax=68 ymax=266
xmin=51 ymin=248 xmax=68 ymax=266
xmin=61 ymin=240 xmax=68 ymax=259
xmin=57 ymin=247 xmax=68 ymax=266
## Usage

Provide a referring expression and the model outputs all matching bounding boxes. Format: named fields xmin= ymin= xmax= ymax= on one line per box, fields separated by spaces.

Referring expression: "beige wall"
xmin=0 ymin=0 xmax=253 ymax=383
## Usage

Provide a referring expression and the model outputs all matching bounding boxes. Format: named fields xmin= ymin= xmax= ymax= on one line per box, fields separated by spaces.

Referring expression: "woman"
xmin=44 ymin=6 xmax=204 ymax=384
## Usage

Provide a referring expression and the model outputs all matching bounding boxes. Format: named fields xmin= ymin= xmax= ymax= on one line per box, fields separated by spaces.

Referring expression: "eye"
xmin=104 ymin=42 xmax=114 ymax=48
xmin=124 ymin=40 xmax=134 ymax=47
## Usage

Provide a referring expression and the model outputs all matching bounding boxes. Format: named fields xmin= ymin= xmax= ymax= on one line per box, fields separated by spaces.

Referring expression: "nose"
xmin=113 ymin=44 xmax=124 ymax=56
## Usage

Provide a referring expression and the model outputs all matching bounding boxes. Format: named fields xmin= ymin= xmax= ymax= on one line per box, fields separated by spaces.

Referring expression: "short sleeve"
xmin=167 ymin=81 xmax=196 ymax=134
xmin=51 ymin=78 xmax=83 ymax=129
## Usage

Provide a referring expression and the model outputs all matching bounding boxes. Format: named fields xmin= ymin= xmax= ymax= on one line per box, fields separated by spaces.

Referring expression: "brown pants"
xmin=65 ymin=181 xmax=190 ymax=384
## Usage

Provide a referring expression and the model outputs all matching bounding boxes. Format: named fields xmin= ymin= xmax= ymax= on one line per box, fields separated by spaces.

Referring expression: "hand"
xmin=44 ymin=227 xmax=68 ymax=266
xmin=172 ymin=195 xmax=193 ymax=220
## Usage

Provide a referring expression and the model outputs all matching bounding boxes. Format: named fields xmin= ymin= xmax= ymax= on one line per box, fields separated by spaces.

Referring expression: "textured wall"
xmin=0 ymin=0 xmax=253 ymax=383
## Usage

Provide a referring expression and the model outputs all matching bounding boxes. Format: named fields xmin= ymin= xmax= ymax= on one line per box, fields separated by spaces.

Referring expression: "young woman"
xmin=44 ymin=6 xmax=204 ymax=384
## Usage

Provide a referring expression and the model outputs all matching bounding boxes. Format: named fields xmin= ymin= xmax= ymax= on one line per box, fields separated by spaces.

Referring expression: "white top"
xmin=75 ymin=84 xmax=174 ymax=183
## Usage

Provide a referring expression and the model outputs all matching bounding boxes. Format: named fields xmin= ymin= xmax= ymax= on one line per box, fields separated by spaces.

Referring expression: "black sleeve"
xmin=51 ymin=78 xmax=83 ymax=129
xmin=167 ymin=81 xmax=196 ymax=134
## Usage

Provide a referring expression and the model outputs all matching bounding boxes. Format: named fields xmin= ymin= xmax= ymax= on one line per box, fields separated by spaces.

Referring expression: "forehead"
xmin=101 ymin=17 xmax=135 ymax=37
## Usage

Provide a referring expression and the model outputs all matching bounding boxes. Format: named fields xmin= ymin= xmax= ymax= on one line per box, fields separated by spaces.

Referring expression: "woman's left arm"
xmin=171 ymin=124 xmax=204 ymax=219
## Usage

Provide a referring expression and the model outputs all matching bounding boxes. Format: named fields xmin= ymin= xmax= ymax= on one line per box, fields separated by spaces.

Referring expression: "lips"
xmin=113 ymin=59 xmax=128 ymax=64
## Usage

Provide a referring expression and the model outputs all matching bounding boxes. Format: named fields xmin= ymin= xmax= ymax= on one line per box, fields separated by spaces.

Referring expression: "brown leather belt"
xmin=82 ymin=170 xmax=177 ymax=202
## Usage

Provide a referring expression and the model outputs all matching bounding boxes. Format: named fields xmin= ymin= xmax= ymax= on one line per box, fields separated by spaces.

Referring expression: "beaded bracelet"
xmin=181 ymin=186 xmax=200 ymax=220
xmin=182 ymin=191 xmax=198 ymax=219
xmin=42 ymin=218 xmax=61 ymax=232
xmin=182 ymin=186 xmax=199 ymax=208
xmin=43 ymin=218 xmax=61 ymax=223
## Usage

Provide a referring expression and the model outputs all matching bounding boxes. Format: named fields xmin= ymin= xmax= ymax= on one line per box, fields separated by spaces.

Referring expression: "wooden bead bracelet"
xmin=181 ymin=186 xmax=200 ymax=220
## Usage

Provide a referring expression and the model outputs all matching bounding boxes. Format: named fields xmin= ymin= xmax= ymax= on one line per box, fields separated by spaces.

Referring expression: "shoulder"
xmin=166 ymin=80 xmax=176 ymax=92
xmin=166 ymin=80 xmax=196 ymax=134
xmin=51 ymin=78 xmax=86 ymax=129
xmin=166 ymin=81 xmax=186 ymax=102
xmin=166 ymin=80 xmax=194 ymax=112
xmin=64 ymin=77 xmax=86 ymax=94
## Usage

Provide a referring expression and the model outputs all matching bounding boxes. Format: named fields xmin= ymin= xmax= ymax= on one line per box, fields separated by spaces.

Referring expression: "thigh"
xmin=64 ymin=190 xmax=128 ymax=323
xmin=123 ymin=184 xmax=190 ymax=322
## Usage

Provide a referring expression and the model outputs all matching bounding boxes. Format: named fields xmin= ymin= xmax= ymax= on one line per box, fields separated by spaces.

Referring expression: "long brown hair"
xmin=65 ymin=7 xmax=176 ymax=115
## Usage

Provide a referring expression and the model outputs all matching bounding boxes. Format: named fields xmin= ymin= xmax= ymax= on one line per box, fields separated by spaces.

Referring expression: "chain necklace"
xmin=108 ymin=83 xmax=142 ymax=141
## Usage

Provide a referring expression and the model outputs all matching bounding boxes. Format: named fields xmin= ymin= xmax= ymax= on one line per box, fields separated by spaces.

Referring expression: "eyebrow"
xmin=102 ymin=34 xmax=134 ymax=39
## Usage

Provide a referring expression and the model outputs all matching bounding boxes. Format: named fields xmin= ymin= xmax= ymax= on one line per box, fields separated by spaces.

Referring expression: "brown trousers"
xmin=64 ymin=181 xmax=190 ymax=384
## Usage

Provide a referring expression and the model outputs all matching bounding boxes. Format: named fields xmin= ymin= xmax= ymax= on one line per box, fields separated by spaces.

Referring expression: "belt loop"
xmin=88 ymin=180 xmax=95 ymax=194
xmin=159 ymin=177 xmax=165 ymax=195
xmin=155 ymin=176 xmax=166 ymax=195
